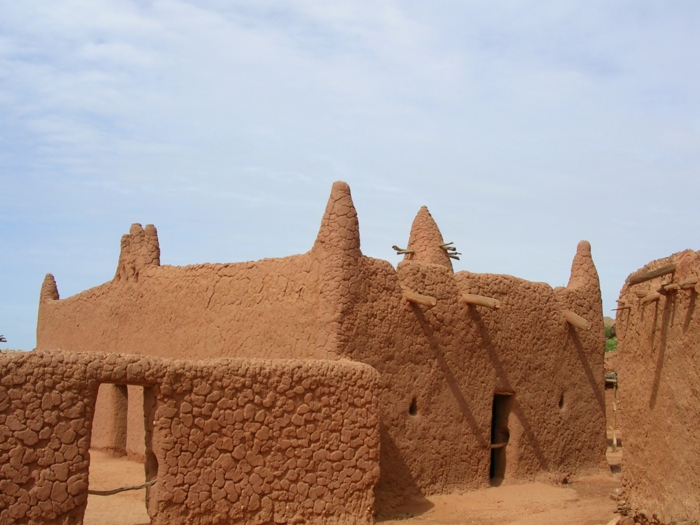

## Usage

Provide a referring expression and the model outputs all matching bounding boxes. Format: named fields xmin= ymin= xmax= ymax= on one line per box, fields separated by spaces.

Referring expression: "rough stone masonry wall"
xmin=616 ymin=250 xmax=700 ymax=524
xmin=0 ymin=350 xmax=380 ymax=525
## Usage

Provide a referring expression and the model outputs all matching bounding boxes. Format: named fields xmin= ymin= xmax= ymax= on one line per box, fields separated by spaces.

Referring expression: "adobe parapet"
xmin=36 ymin=181 xmax=607 ymax=511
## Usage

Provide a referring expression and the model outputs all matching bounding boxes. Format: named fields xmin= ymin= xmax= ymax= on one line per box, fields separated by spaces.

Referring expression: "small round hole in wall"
xmin=409 ymin=397 xmax=417 ymax=416
xmin=558 ymin=393 xmax=565 ymax=410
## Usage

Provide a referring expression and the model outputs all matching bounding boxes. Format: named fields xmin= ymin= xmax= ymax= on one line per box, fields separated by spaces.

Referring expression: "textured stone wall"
xmin=0 ymin=352 xmax=93 ymax=524
xmin=0 ymin=350 xmax=380 ymax=525
xmin=616 ymin=250 xmax=700 ymax=524
xmin=35 ymin=181 xmax=607 ymax=514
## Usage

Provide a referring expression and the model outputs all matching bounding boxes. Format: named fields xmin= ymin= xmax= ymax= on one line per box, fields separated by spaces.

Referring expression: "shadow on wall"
xmin=472 ymin=308 xmax=549 ymax=473
xmin=375 ymin=424 xmax=434 ymax=520
xmin=412 ymin=305 xmax=488 ymax=448
xmin=682 ymin=290 xmax=696 ymax=332
xmin=649 ymin=296 xmax=673 ymax=409
xmin=568 ymin=327 xmax=605 ymax=414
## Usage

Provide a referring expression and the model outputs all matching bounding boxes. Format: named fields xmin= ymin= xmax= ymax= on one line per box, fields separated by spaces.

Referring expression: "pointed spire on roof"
xmin=115 ymin=223 xmax=161 ymax=282
xmin=567 ymin=240 xmax=599 ymax=290
xmin=40 ymin=273 xmax=59 ymax=302
xmin=313 ymin=181 xmax=361 ymax=258
xmin=404 ymin=206 xmax=453 ymax=271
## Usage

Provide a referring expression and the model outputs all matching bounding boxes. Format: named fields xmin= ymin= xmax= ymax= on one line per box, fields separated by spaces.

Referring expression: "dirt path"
xmin=84 ymin=448 xmax=622 ymax=525
xmin=380 ymin=474 xmax=619 ymax=525
xmin=83 ymin=450 xmax=150 ymax=525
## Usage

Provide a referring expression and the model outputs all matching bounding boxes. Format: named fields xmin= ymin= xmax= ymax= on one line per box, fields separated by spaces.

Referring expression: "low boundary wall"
xmin=0 ymin=350 xmax=381 ymax=525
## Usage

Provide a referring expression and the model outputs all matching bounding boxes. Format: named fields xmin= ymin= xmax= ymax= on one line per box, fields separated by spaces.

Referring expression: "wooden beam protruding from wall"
xmin=640 ymin=292 xmax=662 ymax=305
xmin=614 ymin=299 xmax=631 ymax=311
xmin=679 ymin=276 xmax=699 ymax=289
xmin=461 ymin=294 xmax=501 ymax=309
xmin=402 ymin=290 xmax=437 ymax=308
xmin=626 ymin=264 xmax=676 ymax=286
xmin=563 ymin=310 xmax=591 ymax=330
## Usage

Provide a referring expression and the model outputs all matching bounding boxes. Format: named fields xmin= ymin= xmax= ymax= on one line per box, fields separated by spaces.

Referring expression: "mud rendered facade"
xmin=33 ymin=181 xmax=607 ymax=516
xmin=616 ymin=251 xmax=700 ymax=524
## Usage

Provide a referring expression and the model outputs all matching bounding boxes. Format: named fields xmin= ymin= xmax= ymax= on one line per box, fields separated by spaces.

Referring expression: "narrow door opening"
xmin=490 ymin=393 xmax=514 ymax=485
xmin=85 ymin=384 xmax=155 ymax=525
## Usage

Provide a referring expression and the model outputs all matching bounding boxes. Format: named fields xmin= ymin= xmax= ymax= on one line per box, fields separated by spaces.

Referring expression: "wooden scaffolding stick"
xmin=626 ymin=264 xmax=676 ymax=286
xmin=402 ymin=290 xmax=437 ymax=307
xmin=563 ymin=310 xmax=591 ymax=330
xmin=461 ymin=294 xmax=501 ymax=309
xmin=640 ymin=291 xmax=662 ymax=305
xmin=679 ymin=276 xmax=699 ymax=289
xmin=392 ymin=245 xmax=415 ymax=255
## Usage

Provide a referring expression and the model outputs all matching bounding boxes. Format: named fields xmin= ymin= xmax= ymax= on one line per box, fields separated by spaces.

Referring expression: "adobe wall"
xmin=0 ymin=350 xmax=381 ymax=525
xmin=616 ymin=250 xmax=700 ymax=523
xmin=35 ymin=181 xmax=607 ymax=512
xmin=37 ymin=231 xmax=331 ymax=360
xmin=330 ymin=202 xmax=606 ymax=511
xmin=89 ymin=383 xmax=127 ymax=455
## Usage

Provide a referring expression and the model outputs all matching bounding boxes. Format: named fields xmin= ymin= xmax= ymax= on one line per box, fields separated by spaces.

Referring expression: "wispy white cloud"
xmin=1 ymin=1 xmax=699 ymax=348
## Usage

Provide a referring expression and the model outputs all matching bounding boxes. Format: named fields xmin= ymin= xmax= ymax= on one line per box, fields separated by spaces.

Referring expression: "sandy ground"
xmin=83 ymin=450 xmax=150 ymax=525
xmin=83 ymin=447 xmax=623 ymax=525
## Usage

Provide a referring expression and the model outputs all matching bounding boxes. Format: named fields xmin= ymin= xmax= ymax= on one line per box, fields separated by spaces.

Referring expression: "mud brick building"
xmin=616 ymin=251 xmax=700 ymax=524
xmin=33 ymin=181 xmax=607 ymax=516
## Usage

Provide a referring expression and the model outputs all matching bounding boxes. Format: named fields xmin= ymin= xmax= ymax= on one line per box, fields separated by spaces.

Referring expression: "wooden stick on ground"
xmin=88 ymin=480 xmax=155 ymax=496
xmin=563 ymin=310 xmax=591 ymax=330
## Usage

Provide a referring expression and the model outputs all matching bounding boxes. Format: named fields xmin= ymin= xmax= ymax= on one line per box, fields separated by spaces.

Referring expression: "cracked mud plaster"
xmin=36 ymin=181 xmax=607 ymax=515
xmin=616 ymin=250 xmax=700 ymax=524
xmin=0 ymin=351 xmax=381 ymax=525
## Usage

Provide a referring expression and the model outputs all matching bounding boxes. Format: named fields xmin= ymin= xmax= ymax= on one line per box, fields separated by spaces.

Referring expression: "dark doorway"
xmin=490 ymin=393 xmax=513 ymax=484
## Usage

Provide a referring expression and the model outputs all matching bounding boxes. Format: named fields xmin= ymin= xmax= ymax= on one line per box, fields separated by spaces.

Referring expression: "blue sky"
xmin=2 ymin=1 xmax=699 ymax=350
